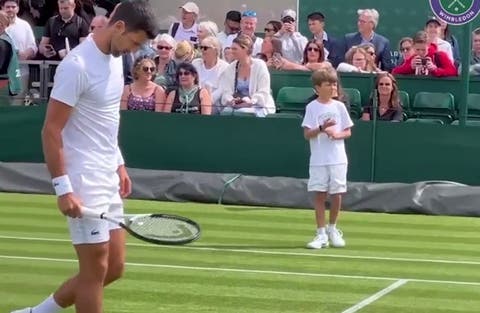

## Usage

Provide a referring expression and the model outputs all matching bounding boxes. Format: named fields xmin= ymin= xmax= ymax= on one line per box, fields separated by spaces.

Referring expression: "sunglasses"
xmin=378 ymin=83 xmax=391 ymax=86
xmin=367 ymin=51 xmax=375 ymax=56
xmin=178 ymin=71 xmax=192 ymax=76
xmin=199 ymin=45 xmax=213 ymax=51
xmin=142 ymin=66 xmax=156 ymax=73
xmin=242 ymin=10 xmax=257 ymax=17
xmin=157 ymin=45 xmax=172 ymax=51
xmin=307 ymin=47 xmax=320 ymax=52
xmin=264 ymin=28 xmax=275 ymax=32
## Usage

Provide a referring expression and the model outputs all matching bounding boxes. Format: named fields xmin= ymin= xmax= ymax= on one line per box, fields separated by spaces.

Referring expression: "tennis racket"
xmin=81 ymin=207 xmax=201 ymax=245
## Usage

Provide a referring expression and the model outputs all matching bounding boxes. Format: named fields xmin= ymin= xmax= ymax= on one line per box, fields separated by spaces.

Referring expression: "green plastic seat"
xmin=275 ymin=86 xmax=314 ymax=113
xmin=405 ymin=118 xmax=445 ymax=125
xmin=410 ymin=92 xmax=455 ymax=122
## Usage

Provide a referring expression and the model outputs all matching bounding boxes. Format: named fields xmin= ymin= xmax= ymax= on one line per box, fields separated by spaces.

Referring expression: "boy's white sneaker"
xmin=10 ymin=308 xmax=32 ymax=313
xmin=306 ymin=234 xmax=329 ymax=249
xmin=327 ymin=227 xmax=346 ymax=248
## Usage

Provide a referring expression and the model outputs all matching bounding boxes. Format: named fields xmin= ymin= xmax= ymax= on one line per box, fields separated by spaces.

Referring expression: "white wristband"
xmin=52 ymin=175 xmax=73 ymax=196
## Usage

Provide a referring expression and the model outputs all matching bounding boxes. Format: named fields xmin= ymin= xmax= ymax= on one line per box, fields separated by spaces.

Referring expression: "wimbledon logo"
xmin=430 ymin=0 xmax=480 ymax=25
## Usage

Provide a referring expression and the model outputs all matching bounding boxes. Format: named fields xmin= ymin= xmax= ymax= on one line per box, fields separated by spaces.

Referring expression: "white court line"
xmin=341 ymin=279 xmax=408 ymax=313
xmin=1 ymin=254 xmax=480 ymax=287
xmin=1 ymin=234 xmax=480 ymax=266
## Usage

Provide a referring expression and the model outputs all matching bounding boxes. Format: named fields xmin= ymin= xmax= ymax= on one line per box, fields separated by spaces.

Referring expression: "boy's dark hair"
xmin=307 ymin=12 xmax=325 ymax=22
xmin=109 ymin=0 xmax=159 ymax=39
xmin=1 ymin=0 xmax=19 ymax=6
xmin=226 ymin=10 xmax=241 ymax=23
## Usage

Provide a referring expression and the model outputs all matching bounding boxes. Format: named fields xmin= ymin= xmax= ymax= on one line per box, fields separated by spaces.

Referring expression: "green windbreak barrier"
xmin=2 ymin=106 xmax=480 ymax=185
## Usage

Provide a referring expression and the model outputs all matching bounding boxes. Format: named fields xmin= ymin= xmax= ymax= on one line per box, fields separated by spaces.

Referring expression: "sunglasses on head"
xmin=157 ymin=45 xmax=172 ymax=51
xmin=142 ymin=66 xmax=155 ymax=73
xmin=178 ymin=70 xmax=192 ymax=76
xmin=199 ymin=45 xmax=212 ymax=51
xmin=242 ymin=10 xmax=257 ymax=17
xmin=307 ymin=47 xmax=320 ymax=52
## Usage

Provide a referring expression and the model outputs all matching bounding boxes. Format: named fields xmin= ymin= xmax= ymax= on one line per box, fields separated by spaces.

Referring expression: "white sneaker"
xmin=306 ymin=234 xmax=329 ymax=249
xmin=10 ymin=308 xmax=32 ymax=313
xmin=328 ymin=227 xmax=346 ymax=248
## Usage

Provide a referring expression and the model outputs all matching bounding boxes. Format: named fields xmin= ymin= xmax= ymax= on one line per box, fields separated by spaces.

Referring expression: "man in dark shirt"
xmin=38 ymin=0 xmax=89 ymax=60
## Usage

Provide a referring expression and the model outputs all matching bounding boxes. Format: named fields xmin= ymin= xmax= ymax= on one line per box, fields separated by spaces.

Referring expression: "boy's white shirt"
xmin=302 ymin=99 xmax=354 ymax=166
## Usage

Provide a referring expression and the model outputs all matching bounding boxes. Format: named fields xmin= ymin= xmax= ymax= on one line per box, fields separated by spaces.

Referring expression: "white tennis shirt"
xmin=50 ymin=35 xmax=124 ymax=174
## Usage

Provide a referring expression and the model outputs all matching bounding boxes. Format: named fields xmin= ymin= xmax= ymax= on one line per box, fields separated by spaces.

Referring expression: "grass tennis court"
xmin=1 ymin=192 xmax=480 ymax=313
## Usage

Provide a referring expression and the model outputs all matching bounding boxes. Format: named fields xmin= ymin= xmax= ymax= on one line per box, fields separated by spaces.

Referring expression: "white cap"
xmin=281 ymin=9 xmax=296 ymax=20
xmin=180 ymin=2 xmax=199 ymax=15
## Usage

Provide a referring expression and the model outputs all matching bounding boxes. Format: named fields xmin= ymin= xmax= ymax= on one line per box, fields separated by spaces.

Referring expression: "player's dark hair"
xmin=109 ymin=0 xmax=159 ymax=39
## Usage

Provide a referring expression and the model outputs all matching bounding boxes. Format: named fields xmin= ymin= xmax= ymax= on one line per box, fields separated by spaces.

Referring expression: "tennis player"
xmin=11 ymin=1 xmax=158 ymax=313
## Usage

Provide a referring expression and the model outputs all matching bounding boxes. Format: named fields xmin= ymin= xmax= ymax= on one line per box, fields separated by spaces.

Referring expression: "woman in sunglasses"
xmin=164 ymin=62 xmax=212 ymax=115
xmin=192 ymin=36 xmax=229 ymax=114
xmin=361 ymin=72 xmax=403 ymax=122
xmin=218 ymin=34 xmax=275 ymax=116
xmin=121 ymin=56 xmax=165 ymax=112
xmin=337 ymin=46 xmax=381 ymax=73
xmin=152 ymin=34 xmax=178 ymax=93
xmin=273 ymin=39 xmax=331 ymax=71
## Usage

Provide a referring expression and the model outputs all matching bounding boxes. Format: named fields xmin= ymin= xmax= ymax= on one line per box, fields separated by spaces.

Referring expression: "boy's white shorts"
xmin=67 ymin=171 xmax=124 ymax=245
xmin=308 ymin=164 xmax=348 ymax=194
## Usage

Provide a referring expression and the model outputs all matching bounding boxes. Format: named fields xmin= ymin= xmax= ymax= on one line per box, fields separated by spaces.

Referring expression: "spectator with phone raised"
xmin=273 ymin=9 xmax=308 ymax=64
xmin=392 ymin=30 xmax=456 ymax=77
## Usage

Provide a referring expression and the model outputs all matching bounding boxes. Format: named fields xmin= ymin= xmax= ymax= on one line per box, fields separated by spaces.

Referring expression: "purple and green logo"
xmin=430 ymin=0 xmax=480 ymax=25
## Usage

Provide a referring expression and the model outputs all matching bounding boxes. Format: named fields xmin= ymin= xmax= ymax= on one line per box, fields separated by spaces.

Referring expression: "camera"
xmin=421 ymin=58 xmax=428 ymax=66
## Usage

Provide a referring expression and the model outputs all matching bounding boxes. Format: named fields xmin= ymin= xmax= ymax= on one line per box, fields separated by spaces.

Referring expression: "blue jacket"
xmin=343 ymin=32 xmax=394 ymax=71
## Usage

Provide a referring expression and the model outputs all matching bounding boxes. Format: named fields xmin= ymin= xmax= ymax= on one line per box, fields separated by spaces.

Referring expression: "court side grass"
xmin=1 ymin=193 xmax=480 ymax=313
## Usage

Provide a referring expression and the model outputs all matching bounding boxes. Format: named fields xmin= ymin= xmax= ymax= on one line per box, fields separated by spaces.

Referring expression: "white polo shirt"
xmin=50 ymin=35 xmax=124 ymax=174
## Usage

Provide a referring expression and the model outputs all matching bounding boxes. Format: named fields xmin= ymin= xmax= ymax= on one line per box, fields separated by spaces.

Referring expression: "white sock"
xmin=32 ymin=294 xmax=62 ymax=313
xmin=328 ymin=224 xmax=337 ymax=231
xmin=316 ymin=227 xmax=326 ymax=236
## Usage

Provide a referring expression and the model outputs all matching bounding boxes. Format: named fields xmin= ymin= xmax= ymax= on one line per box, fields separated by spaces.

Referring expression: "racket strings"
xmin=127 ymin=215 xmax=198 ymax=241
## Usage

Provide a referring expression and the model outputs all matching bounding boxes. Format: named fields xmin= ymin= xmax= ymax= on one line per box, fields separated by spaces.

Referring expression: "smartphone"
xmin=421 ymin=58 xmax=427 ymax=66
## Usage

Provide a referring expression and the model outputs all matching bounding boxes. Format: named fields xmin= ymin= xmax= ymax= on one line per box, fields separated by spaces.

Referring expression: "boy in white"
xmin=301 ymin=68 xmax=353 ymax=249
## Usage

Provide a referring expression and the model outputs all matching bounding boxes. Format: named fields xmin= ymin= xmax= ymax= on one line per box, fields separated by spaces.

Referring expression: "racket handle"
xmin=81 ymin=206 xmax=104 ymax=219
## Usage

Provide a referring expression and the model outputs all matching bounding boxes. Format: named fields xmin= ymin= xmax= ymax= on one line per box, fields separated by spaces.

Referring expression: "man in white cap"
xmin=274 ymin=9 xmax=307 ymax=64
xmin=168 ymin=1 xmax=199 ymax=46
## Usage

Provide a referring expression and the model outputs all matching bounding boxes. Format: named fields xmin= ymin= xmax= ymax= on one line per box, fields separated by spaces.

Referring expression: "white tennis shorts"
xmin=307 ymin=164 xmax=348 ymax=194
xmin=68 ymin=170 xmax=123 ymax=245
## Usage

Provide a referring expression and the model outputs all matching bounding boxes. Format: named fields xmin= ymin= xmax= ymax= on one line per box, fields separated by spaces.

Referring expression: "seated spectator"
xmin=398 ymin=37 xmax=414 ymax=65
xmin=197 ymin=21 xmax=219 ymax=41
xmin=38 ymin=0 xmax=89 ymax=60
xmin=219 ymin=34 xmax=275 ymax=117
xmin=225 ymin=10 xmax=263 ymax=56
xmin=362 ymin=72 xmax=403 ymax=122
xmin=174 ymin=40 xmax=195 ymax=63
xmin=307 ymin=11 xmax=343 ymax=68
xmin=344 ymin=9 xmax=394 ymax=71
xmin=424 ymin=16 xmax=454 ymax=63
xmin=274 ymin=39 xmax=331 ymax=71
xmin=223 ymin=46 xmax=234 ymax=63
xmin=168 ymin=2 xmax=199 ymax=46
xmin=164 ymin=62 xmax=212 ymax=115
xmin=121 ymin=57 xmax=165 ymax=112
xmin=467 ymin=27 xmax=480 ymax=75
xmin=337 ymin=46 xmax=380 ymax=73
xmin=392 ymin=31 xmax=457 ymax=77
xmin=88 ymin=15 xmax=108 ymax=33
xmin=192 ymin=36 xmax=229 ymax=114
xmin=264 ymin=20 xmax=282 ymax=39
xmin=273 ymin=9 xmax=308 ymax=64
xmin=217 ymin=10 xmax=241 ymax=49
xmin=0 ymin=10 xmax=21 ymax=96
xmin=152 ymin=34 xmax=177 ymax=92
xmin=439 ymin=19 xmax=460 ymax=67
